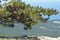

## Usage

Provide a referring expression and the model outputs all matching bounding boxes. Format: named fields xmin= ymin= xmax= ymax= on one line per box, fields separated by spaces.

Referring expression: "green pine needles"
xmin=0 ymin=0 xmax=59 ymax=30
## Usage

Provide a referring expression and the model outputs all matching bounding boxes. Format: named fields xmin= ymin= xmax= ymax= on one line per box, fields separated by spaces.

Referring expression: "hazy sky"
xmin=22 ymin=0 xmax=60 ymax=3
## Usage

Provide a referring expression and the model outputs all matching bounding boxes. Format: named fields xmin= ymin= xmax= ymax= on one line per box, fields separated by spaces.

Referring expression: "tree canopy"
xmin=0 ymin=0 xmax=59 ymax=30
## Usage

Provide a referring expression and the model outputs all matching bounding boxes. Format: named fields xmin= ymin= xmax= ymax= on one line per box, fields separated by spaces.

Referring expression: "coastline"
xmin=0 ymin=35 xmax=40 ymax=40
xmin=0 ymin=35 xmax=60 ymax=40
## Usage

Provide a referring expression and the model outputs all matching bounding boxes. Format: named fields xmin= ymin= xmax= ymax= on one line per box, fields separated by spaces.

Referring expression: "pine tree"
xmin=0 ymin=0 xmax=59 ymax=30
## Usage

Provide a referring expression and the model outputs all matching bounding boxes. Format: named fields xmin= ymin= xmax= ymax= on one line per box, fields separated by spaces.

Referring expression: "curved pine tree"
xmin=0 ymin=0 xmax=59 ymax=30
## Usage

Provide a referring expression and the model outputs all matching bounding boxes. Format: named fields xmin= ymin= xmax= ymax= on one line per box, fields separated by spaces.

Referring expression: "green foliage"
xmin=0 ymin=0 xmax=59 ymax=30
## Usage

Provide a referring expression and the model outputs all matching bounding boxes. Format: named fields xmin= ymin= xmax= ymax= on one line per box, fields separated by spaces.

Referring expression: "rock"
xmin=37 ymin=36 xmax=60 ymax=40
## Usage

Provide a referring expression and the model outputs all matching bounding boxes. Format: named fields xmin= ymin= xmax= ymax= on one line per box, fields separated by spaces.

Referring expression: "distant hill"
xmin=32 ymin=19 xmax=60 ymax=37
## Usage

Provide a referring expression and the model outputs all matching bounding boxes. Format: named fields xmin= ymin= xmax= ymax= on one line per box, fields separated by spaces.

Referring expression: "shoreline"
xmin=0 ymin=35 xmax=40 ymax=40
xmin=0 ymin=35 xmax=60 ymax=40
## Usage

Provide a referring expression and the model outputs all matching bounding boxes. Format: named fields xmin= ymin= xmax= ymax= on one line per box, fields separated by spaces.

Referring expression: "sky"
xmin=1 ymin=0 xmax=60 ymax=20
xmin=22 ymin=0 xmax=60 ymax=20
xmin=22 ymin=0 xmax=60 ymax=3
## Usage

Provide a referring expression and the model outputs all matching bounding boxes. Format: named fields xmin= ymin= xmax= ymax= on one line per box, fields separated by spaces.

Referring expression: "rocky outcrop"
xmin=37 ymin=36 xmax=60 ymax=40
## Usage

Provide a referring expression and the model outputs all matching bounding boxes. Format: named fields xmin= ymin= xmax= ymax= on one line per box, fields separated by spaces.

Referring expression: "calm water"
xmin=0 ymin=2 xmax=60 ymax=37
xmin=0 ymin=21 xmax=60 ymax=37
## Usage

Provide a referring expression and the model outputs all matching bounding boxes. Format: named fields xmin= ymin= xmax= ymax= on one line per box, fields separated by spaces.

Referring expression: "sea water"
xmin=0 ymin=21 xmax=60 ymax=37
